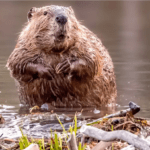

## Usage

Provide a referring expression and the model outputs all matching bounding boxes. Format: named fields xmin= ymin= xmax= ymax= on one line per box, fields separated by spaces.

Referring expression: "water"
xmin=0 ymin=1 xmax=150 ymax=138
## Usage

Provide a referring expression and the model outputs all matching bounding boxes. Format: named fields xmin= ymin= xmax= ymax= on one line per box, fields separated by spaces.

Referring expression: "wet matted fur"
xmin=7 ymin=5 xmax=117 ymax=107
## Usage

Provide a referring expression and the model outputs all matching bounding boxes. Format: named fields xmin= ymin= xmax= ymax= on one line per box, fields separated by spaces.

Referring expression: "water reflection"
xmin=0 ymin=1 xmax=150 ymax=138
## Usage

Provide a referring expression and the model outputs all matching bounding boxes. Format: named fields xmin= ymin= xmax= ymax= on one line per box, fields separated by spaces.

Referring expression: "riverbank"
xmin=0 ymin=102 xmax=150 ymax=150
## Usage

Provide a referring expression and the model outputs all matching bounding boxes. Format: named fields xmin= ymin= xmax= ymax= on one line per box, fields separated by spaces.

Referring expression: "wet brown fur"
xmin=6 ymin=5 xmax=117 ymax=107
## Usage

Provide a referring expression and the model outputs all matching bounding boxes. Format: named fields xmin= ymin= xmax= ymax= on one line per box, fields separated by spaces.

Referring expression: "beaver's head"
xmin=20 ymin=5 xmax=81 ymax=53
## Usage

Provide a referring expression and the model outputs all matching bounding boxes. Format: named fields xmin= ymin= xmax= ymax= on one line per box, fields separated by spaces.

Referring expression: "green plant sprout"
xmin=19 ymin=114 xmax=86 ymax=150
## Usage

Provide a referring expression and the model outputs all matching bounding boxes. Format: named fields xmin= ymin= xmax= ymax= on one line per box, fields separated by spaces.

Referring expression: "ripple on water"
xmin=0 ymin=105 xmax=116 ymax=139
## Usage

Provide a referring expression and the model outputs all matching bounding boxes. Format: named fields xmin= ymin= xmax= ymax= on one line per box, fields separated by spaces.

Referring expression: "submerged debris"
xmin=0 ymin=114 xmax=5 ymax=124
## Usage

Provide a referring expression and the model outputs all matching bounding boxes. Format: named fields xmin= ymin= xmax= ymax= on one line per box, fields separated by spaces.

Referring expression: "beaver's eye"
xmin=27 ymin=12 xmax=32 ymax=21
xmin=44 ymin=11 xmax=48 ymax=15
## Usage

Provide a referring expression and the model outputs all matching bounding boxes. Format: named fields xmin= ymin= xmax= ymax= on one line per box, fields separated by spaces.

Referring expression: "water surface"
xmin=0 ymin=1 xmax=150 ymax=138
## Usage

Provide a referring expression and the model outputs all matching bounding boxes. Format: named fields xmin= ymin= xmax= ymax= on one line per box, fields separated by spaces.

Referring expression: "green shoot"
xmin=19 ymin=114 xmax=87 ymax=150
xmin=19 ymin=127 xmax=31 ymax=149
xmin=111 ymin=125 xmax=114 ymax=131
xmin=74 ymin=115 xmax=77 ymax=136
xmin=56 ymin=115 xmax=66 ymax=134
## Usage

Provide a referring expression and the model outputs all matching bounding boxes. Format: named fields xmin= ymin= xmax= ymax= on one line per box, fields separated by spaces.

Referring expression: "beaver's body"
xmin=7 ymin=5 xmax=117 ymax=107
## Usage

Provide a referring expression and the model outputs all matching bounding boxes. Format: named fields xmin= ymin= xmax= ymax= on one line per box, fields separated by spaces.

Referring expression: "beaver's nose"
xmin=55 ymin=15 xmax=67 ymax=25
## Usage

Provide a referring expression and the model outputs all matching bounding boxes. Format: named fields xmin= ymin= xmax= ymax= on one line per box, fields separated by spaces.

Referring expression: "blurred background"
xmin=0 ymin=1 xmax=150 ymax=117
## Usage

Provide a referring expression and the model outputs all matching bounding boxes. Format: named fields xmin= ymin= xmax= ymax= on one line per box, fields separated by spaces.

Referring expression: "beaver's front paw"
xmin=55 ymin=59 xmax=71 ymax=74
xmin=37 ymin=64 xmax=54 ymax=80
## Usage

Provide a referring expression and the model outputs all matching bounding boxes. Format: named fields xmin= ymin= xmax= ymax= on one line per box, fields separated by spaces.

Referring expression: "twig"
xmin=92 ymin=141 xmax=113 ymax=150
xmin=68 ymin=132 xmax=78 ymax=150
xmin=114 ymin=121 xmax=141 ymax=130
xmin=8 ymin=143 xmax=19 ymax=150
xmin=81 ymin=134 xmax=86 ymax=147
xmin=85 ymin=101 xmax=140 ymax=127
xmin=0 ymin=144 xmax=7 ymax=150
xmin=80 ymin=125 xmax=150 ymax=150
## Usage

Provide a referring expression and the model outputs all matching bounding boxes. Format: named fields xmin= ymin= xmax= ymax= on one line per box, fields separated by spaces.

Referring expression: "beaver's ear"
xmin=27 ymin=7 xmax=36 ymax=22
xmin=69 ymin=6 xmax=74 ymax=14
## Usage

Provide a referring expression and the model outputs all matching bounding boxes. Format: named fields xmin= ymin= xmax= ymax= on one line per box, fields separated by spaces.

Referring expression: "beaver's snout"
xmin=55 ymin=14 xmax=67 ymax=42
xmin=55 ymin=32 xmax=66 ymax=42
xmin=55 ymin=15 xmax=67 ymax=25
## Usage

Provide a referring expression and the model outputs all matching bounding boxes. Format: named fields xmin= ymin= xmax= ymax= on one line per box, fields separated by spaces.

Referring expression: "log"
xmin=80 ymin=125 xmax=150 ymax=150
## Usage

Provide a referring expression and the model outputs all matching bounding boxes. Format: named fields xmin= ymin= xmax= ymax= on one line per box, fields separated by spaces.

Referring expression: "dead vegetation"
xmin=1 ymin=102 xmax=150 ymax=150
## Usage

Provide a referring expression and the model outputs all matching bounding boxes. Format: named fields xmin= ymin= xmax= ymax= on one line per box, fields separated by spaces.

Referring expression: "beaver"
xmin=6 ymin=5 xmax=117 ymax=108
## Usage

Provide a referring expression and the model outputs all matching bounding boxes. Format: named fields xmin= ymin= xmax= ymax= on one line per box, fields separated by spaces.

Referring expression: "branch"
xmin=80 ymin=125 xmax=150 ymax=150
xmin=86 ymin=101 xmax=140 ymax=126
xmin=68 ymin=132 xmax=78 ymax=150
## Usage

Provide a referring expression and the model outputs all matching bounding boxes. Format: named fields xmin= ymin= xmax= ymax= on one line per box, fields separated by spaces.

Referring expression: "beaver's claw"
xmin=55 ymin=59 xmax=71 ymax=74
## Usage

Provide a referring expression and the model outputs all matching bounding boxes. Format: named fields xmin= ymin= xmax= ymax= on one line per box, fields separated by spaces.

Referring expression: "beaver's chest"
xmin=42 ymin=52 xmax=71 ymax=69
